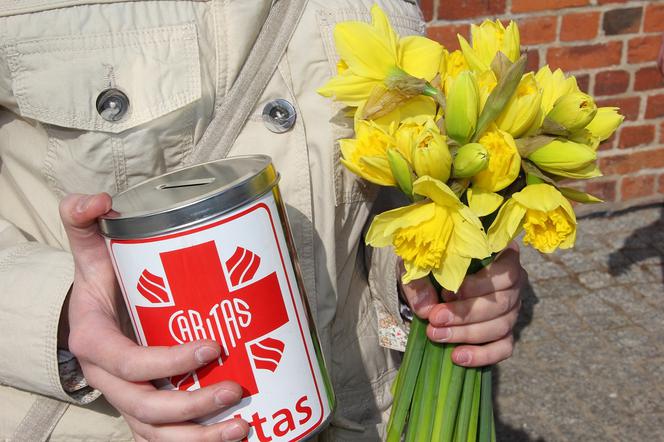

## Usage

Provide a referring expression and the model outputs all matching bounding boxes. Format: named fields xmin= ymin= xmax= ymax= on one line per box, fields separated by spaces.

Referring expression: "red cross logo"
xmin=134 ymin=240 xmax=289 ymax=397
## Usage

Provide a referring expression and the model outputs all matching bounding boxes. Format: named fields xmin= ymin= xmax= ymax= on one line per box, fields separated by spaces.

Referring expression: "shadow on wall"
xmin=607 ymin=205 xmax=664 ymax=282
xmin=492 ymin=280 xmax=547 ymax=442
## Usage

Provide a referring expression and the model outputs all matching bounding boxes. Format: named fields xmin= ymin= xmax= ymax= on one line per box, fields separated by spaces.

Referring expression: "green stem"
xmin=386 ymin=316 xmax=428 ymax=442
xmin=453 ymin=368 xmax=479 ymax=442
xmin=413 ymin=341 xmax=444 ymax=442
xmin=430 ymin=344 xmax=455 ymax=441
xmin=467 ymin=368 xmax=482 ymax=442
xmin=406 ymin=341 xmax=433 ymax=441
xmin=478 ymin=367 xmax=494 ymax=442
xmin=440 ymin=362 xmax=466 ymax=442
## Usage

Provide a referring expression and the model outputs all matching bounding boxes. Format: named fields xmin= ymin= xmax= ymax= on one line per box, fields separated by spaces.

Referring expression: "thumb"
xmin=59 ymin=193 xmax=113 ymax=262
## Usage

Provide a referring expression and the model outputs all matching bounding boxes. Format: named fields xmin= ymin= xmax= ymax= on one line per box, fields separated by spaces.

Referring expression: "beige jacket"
xmin=0 ymin=1 xmax=425 ymax=440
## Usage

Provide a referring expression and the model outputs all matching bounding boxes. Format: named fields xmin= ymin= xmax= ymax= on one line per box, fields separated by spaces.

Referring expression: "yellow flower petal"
xmin=512 ymin=183 xmax=566 ymax=213
xmin=334 ymin=22 xmax=396 ymax=79
xmin=317 ymin=73 xmax=381 ymax=107
xmin=450 ymin=210 xmax=491 ymax=259
xmin=472 ymin=129 xmax=521 ymax=192
xmin=412 ymin=176 xmax=463 ymax=209
xmin=433 ymin=251 xmax=471 ymax=293
xmin=398 ymin=35 xmax=444 ymax=81
xmin=366 ymin=203 xmax=434 ymax=247
xmin=487 ymin=198 xmax=527 ymax=253
xmin=371 ymin=4 xmax=398 ymax=56
xmin=467 ymin=187 xmax=504 ymax=217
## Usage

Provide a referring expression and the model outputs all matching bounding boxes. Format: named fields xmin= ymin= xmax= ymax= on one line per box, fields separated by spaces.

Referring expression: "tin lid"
xmin=99 ymin=155 xmax=278 ymax=239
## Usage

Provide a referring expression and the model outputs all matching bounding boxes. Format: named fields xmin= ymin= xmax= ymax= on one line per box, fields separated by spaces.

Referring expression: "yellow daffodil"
xmin=453 ymin=143 xmax=489 ymax=178
xmin=488 ymin=184 xmax=576 ymax=253
xmin=467 ymin=187 xmax=504 ymax=217
xmin=366 ymin=176 xmax=490 ymax=292
xmin=410 ymin=123 xmax=452 ymax=182
xmin=317 ymin=5 xmax=443 ymax=107
xmin=495 ymin=72 xmax=542 ymax=138
xmin=459 ymin=20 xmax=520 ymax=73
xmin=546 ymin=92 xmax=597 ymax=133
xmin=339 ymin=119 xmax=396 ymax=185
xmin=535 ymin=65 xmax=580 ymax=115
xmin=527 ymin=139 xmax=600 ymax=179
xmin=441 ymin=49 xmax=470 ymax=95
xmin=445 ymin=71 xmax=480 ymax=144
xmin=472 ymin=128 xmax=521 ymax=192
xmin=585 ymin=107 xmax=624 ymax=141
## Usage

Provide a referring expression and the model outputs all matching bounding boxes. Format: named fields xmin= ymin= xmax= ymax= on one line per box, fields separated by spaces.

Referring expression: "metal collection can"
xmin=98 ymin=155 xmax=334 ymax=441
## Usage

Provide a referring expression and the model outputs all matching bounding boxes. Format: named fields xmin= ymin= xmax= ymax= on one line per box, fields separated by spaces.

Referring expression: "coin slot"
xmin=157 ymin=177 xmax=216 ymax=189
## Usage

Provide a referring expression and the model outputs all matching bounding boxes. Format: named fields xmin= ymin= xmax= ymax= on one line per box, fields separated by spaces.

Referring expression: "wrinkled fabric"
xmin=0 ymin=1 xmax=424 ymax=440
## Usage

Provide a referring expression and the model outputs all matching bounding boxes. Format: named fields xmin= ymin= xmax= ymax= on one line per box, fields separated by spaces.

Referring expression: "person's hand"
xmin=399 ymin=242 xmax=525 ymax=367
xmin=60 ymin=193 xmax=250 ymax=442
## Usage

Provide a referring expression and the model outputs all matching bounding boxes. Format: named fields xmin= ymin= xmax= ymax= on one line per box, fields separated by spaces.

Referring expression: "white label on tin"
xmin=107 ymin=193 xmax=331 ymax=441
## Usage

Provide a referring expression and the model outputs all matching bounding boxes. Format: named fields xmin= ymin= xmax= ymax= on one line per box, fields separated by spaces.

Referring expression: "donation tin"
xmin=99 ymin=155 xmax=334 ymax=441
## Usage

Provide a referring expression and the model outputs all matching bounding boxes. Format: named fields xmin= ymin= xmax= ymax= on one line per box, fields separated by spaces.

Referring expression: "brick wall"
xmin=423 ymin=0 xmax=664 ymax=214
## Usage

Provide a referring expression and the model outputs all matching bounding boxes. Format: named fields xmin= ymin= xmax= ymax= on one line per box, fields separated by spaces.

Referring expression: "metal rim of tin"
xmin=99 ymin=155 xmax=279 ymax=239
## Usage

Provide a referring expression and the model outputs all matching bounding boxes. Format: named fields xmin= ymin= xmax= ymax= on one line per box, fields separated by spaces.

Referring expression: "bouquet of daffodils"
xmin=318 ymin=5 xmax=623 ymax=442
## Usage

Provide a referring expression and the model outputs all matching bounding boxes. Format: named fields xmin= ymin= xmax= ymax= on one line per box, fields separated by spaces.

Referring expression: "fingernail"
xmin=434 ymin=309 xmax=452 ymax=325
xmin=195 ymin=345 xmax=220 ymax=364
xmin=76 ymin=195 xmax=93 ymax=213
xmin=221 ymin=421 xmax=247 ymax=442
xmin=214 ymin=387 xmax=241 ymax=407
xmin=455 ymin=350 xmax=471 ymax=365
xmin=432 ymin=327 xmax=452 ymax=342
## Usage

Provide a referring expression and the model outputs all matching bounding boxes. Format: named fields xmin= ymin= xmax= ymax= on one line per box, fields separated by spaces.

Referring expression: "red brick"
xmin=586 ymin=180 xmax=617 ymax=202
xmin=525 ymin=49 xmax=541 ymax=72
xmin=603 ymin=7 xmax=643 ymax=35
xmin=644 ymin=4 xmax=664 ymax=33
xmin=597 ymin=97 xmax=640 ymax=121
xmin=594 ymin=70 xmax=630 ymax=96
xmin=635 ymin=66 xmax=664 ymax=91
xmin=560 ymin=12 xmax=600 ymax=41
xmin=420 ymin=0 xmax=435 ymax=21
xmin=618 ymin=125 xmax=655 ymax=149
xmin=547 ymin=42 xmax=622 ymax=71
xmin=628 ymin=35 xmax=662 ymax=64
xmin=598 ymin=0 xmax=628 ymax=3
xmin=658 ymin=174 xmax=664 ymax=194
xmin=621 ymin=175 xmax=655 ymax=199
xmin=512 ymin=0 xmax=588 ymax=13
xmin=599 ymin=133 xmax=617 ymax=151
xmin=576 ymin=74 xmax=590 ymax=93
xmin=438 ymin=0 xmax=506 ymax=20
xmin=600 ymin=148 xmax=664 ymax=175
xmin=646 ymin=94 xmax=664 ymax=119
xmin=518 ymin=16 xmax=557 ymax=45
xmin=426 ymin=24 xmax=470 ymax=51
xmin=660 ymin=121 xmax=664 ymax=144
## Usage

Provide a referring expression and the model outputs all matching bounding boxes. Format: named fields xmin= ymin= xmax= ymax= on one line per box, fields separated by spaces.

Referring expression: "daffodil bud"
xmin=528 ymin=139 xmax=599 ymax=179
xmin=585 ymin=107 xmax=624 ymax=142
xmin=544 ymin=92 xmax=597 ymax=134
xmin=445 ymin=71 xmax=479 ymax=145
xmin=453 ymin=143 xmax=489 ymax=178
xmin=412 ymin=130 xmax=452 ymax=182
xmin=387 ymin=148 xmax=414 ymax=197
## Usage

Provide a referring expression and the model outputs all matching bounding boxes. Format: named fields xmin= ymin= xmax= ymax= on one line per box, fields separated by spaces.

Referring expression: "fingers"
xmin=456 ymin=243 xmax=521 ymax=299
xmin=87 ymin=365 xmax=243 ymax=425
xmin=70 ymin=313 xmax=222 ymax=382
xmin=59 ymin=193 xmax=113 ymax=270
xmin=428 ymin=269 xmax=525 ymax=328
xmin=400 ymin=276 xmax=438 ymax=318
xmin=427 ymin=300 xmax=521 ymax=345
xmin=449 ymin=333 xmax=515 ymax=367
xmin=124 ymin=414 xmax=249 ymax=442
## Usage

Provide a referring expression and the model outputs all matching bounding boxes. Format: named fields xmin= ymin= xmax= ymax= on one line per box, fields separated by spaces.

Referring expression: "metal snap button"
xmin=96 ymin=88 xmax=130 ymax=122
xmin=262 ymin=99 xmax=296 ymax=133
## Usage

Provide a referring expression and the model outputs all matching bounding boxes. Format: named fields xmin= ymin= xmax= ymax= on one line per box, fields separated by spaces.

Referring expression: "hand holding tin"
xmin=59 ymin=193 xmax=250 ymax=442
xmin=399 ymin=242 xmax=525 ymax=367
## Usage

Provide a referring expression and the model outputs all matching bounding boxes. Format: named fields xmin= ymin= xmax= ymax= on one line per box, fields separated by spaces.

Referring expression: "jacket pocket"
xmin=3 ymin=21 xmax=202 ymax=195
xmin=315 ymin=1 xmax=425 ymax=206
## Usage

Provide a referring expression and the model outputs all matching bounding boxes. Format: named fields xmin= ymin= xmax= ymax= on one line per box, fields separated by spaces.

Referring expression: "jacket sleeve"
xmin=364 ymin=187 xmax=410 ymax=352
xmin=0 ymin=218 xmax=83 ymax=403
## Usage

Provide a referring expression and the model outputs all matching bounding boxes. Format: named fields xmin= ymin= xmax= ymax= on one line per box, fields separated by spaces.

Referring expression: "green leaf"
xmin=541 ymin=116 xmax=570 ymax=137
xmin=478 ymin=367 xmax=494 ymax=442
xmin=387 ymin=148 xmax=414 ymax=199
xmin=521 ymin=160 xmax=557 ymax=186
xmin=453 ymin=367 xmax=479 ymax=442
xmin=490 ymin=51 xmax=512 ymax=81
xmin=473 ymin=54 xmax=527 ymax=142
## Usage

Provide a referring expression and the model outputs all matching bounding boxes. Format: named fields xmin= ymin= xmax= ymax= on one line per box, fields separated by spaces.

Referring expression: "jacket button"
xmin=96 ymin=88 xmax=129 ymax=122
xmin=262 ymin=99 xmax=296 ymax=133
